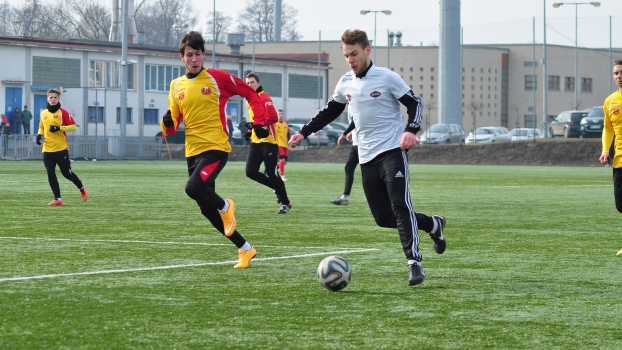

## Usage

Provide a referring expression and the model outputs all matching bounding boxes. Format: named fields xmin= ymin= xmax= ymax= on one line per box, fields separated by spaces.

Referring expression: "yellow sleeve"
xmin=602 ymin=99 xmax=614 ymax=153
xmin=161 ymin=79 xmax=181 ymax=136
xmin=60 ymin=124 xmax=77 ymax=132
xmin=37 ymin=112 xmax=44 ymax=135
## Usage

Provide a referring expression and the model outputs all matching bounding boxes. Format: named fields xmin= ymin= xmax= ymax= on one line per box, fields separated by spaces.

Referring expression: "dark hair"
xmin=246 ymin=72 xmax=260 ymax=83
xmin=47 ymin=88 xmax=61 ymax=97
xmin=179 ymin=31 xmax=205 ymax=54
xmin=615 ymin=59 xmax=622 ymax=67
xmin=23 ymin=105 xmax=27 ymax=108
xmin=341 ymin=29 xmax=370 ymax=49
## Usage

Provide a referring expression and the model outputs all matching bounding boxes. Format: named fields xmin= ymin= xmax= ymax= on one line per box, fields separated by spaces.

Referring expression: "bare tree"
xmin=135 ymin=0 xmax=198 ymax=47
xmin=205 ymin=11 xmax=232 ymax=43
xmin=468 ymin=101 xmax=483 ymax=141
xmin=236 ymin=0 xmax=300 ymax=42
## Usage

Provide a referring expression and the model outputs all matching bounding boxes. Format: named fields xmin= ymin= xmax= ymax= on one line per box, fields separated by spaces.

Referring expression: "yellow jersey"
xmin=275 ymin=121 xmax=289 ymax=148
xmin=603 ymin=90 xmax=622 ymax=168
xmin=37 ymin=107 xmax=77 ymax=153
xmin=162 ymin=68 xmax=267 ymax=157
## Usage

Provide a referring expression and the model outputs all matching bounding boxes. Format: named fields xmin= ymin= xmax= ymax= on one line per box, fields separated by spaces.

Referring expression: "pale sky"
xmin=5 ymin=0 xmax=621 ymax=47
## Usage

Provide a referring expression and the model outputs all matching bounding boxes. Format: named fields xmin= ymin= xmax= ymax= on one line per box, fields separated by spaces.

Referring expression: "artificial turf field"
xmin=0 ymin=160 xmax=621 ymax=349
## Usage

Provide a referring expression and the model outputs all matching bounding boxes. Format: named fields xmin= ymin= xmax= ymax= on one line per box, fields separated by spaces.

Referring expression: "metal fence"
xmin=0 ymin=134 xmax=166 ymax=160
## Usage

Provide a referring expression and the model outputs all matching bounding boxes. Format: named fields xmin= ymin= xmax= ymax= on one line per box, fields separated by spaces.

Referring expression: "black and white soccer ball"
xmin=317 ymin=255 xmax=352 ymax=291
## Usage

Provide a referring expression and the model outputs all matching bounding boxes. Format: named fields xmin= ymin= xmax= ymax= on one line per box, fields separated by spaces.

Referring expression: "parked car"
xmin=509 ymin=128 xmax=544 ymax=141
xmin=289 ymin=124 xmax=330 ymax=146
xmin=580 ymin=106 xmax=604 ymax=138
xmin=419 ymin=123 xmax=464 ymax=144
xmin=549 ymin=110 xmax=587 ymax=138
xmin=155 ymin=124 xmax=185 ymax=144
xmin=465 ymin=126 xmax=511 ymax=144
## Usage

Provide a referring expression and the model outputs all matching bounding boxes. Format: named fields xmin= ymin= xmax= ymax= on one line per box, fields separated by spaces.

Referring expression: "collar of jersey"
xmin=186 ymin=68 xmax=205 ymax=80
xmin=256 ymin=85 xmax=264 ymax=94
xmin=355 ymin=61 xmax=374 ymax=79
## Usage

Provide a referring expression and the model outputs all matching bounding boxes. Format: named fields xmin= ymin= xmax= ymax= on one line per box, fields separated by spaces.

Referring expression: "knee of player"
xmin=185 ymin=180 xmax=202 ymax=200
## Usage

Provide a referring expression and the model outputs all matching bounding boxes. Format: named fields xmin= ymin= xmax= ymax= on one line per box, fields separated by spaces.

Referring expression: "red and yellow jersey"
xmin=603 ymin=90 xmax=622 ymax=168
xmin=275 ymin=121 xmax=289 ymax=148
xmin=162 ymin=68 xmax=267 ymax=157
xmin=37 ymin=107 xmax=77 ymax=153
xmin=246 ymin=87 xmax=278 ymax=144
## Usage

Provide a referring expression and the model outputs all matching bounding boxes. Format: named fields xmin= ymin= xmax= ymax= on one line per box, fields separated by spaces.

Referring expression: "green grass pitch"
xmin=0 ymin=160 xmax=621 ymax=349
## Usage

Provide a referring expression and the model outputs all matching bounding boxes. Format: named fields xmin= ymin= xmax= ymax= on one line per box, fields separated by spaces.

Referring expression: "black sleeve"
xmin=397 ymin=90 xmax=423 ymax=134
xmin=343 ymin=121 xmax=355 ymax=135
xmin=299 ymin=98 xmax=347 ymax=138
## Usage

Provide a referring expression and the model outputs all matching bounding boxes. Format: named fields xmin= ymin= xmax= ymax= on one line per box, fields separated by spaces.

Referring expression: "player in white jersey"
xmin=289 ymin=29 xmax=446 ymax=287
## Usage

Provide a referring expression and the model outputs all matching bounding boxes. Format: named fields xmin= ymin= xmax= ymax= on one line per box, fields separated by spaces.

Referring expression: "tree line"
xmin=0 ymin=0 xmax=300 ymax=47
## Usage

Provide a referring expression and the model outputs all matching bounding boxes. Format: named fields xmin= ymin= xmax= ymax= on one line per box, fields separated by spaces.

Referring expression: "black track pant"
xmin=614 ymin=167 xmax=622 ymax=213
xmin=185 ymin=151 xmax=246 ymax=248
xmin=360 ymin=149 xmax=434 ymax=263
xmin=43 ymin=150 xmax=82 ymax=199
xmin=245 ymin=142 xmax=290 ymax=204
xmin=342 ymin=145 xmax=359 ymax=196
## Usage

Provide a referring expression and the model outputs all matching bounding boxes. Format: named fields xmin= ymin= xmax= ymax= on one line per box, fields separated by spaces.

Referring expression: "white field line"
xmin=0 ymin=236 xmax=366 ymax=250
xmin=0 ymin=249 xmax=379 ymax=283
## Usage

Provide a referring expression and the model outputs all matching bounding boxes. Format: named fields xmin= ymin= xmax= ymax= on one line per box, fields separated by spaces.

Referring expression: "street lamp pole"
xmin=552 ymin=2 xmax=600 ymax=110
xmin=360 ymin=10 xmax=391 ymax=63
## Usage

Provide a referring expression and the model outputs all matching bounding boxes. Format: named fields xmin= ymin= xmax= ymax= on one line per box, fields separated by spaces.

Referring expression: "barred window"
xmin=145 ymin=65 xmax=183 ymax=91
xmin=33 ymin=56 xmax=81 ymax=88
xmin=288 ymin=74 xmax=321 ymax=99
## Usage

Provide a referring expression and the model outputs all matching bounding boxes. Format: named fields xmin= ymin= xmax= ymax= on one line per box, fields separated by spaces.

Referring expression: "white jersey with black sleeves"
xmin=331 ymin=64 xmax=414 ymax=164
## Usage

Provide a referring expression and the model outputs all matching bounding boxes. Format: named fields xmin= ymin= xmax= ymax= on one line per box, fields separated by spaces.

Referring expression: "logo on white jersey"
xmin=346 ymin=94 xmax=352 ymax=102
xmin=395 ymin=171 xmax=404 ymax=178
xmin=370 ymin=91 xmax=381 ymax=98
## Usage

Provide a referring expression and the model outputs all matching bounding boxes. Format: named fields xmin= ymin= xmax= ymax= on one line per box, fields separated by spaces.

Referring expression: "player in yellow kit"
xmin=274 ymin=109 xmax=290 ymax=181
xmin=36 ymin=88 xmax=88 ymax=206
xmin=599 ymin=59 xmax=622 ymax=256
xmin=161 ymin=31 xmax=270 ymax=268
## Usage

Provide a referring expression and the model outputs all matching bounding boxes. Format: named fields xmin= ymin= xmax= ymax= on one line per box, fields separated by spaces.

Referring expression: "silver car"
xmin=420 ymin=124 xmax=465 ymax=144
xmin=289 ymin=123 xmax=330 ymax=146
xmin=465 ymin=126 xmax=511 ymax=144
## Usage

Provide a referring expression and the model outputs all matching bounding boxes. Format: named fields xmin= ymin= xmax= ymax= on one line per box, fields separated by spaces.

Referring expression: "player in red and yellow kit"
xmin=161 ymin=32 xmax=269 ymax=268
xmin=599 ymin=60 xmax=622 ymax=256
xmin=36 ymin=88 xmax=88 ymax=206
xmin=244 ymin=72 xmax=292 ymax=214
xmin=274 ymin=109 xmax=290 ymax=181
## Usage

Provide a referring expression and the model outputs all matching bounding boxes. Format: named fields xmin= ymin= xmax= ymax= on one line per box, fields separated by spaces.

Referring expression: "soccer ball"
xmin=317 ymin=255 xmax=352 ymax=291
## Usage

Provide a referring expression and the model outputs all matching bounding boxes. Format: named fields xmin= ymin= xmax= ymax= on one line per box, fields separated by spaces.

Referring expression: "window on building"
xmin=480 ymin=86 xmax=483 ymax=90
xmin=420 ymin=93 xmax=424 ymax=98
xmin=288 ymin=74 xmax=322 ymax=99
xmin=471 ymin=77 xmax=474 ymax=81
xmin=145 ymin=64 xmax=183 ymax=92
xmin=400 ymin=67 xmax=403 ymax=72
xmin=431 ymin=76 xmax=434 ymax=81
xmin=410 ymin=76 xmax=413 ymax=81
xmin=488 ymin=68 xmax=491 ymax=73
xmin=90 ymin=60 xmax=135 ymax=89
xmin=420 ymin=67 xmax=423 ymax=72
xmin=565 ymin=77 xmax=574 ymax=91
xmin=581 ymin=78 xmax=592 ymax=92
xmin=430 ymin=85 xmax=434 ymax=89
xmin=410 ymin=67 xmax=413 ymax=72
xmin=409 ymin=85 xmax=413 ymax=89
xmin=525 ymin=75 xmax=537 ymax=90
xmin=116 ymin=107 xmax=132 ymax=123
xmin=481 ymin=68 xmax=484 ymax=73
xmin=480 ymin=77 xmax=483 ymax=81
xmin=471 ymin=85 xmax=474 ymax=90
xmin=431 ymin=67 xmax=434 ymax=72
xmin=431 ymin=93 xmax=434 ymax=98
xmin=548 ymin=75 xmax=560 ymax=90
xmin=420 ymin=76 xmax=423 ymax=81
xmin=525 ymin=114 xmax=536 ymax=128
xmin=144 ymin=108 xmax=159 ymax=125
xmin=472 ymin=68 xmax=475 ymax=72
xmin=524 ymin=61 xmax=538 ymax=67
xmin=87 ymin=106 xmax=104 ymax=123
xmin=420 ymin=85 xmax=423 ymax=90
xmin=33 ymin=56 xmax=81 ymax=88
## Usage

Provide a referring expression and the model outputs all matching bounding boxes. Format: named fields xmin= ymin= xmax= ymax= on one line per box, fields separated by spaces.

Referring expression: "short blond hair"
xmin=47 ymin=88 xmax=61 ymax=97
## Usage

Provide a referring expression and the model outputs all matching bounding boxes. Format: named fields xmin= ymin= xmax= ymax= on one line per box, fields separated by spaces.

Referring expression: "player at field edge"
xmin=289 ymin=29 xmax=446 ymax=286
xmin=244 ymin=72 xmax=292 ymax=214
xmin=161 ymin=31 xmax=269 ymax=268
xmin=275 ymin=109 xmax=290 ymax=182
xmin=330 ymin=112 xmax=359 ymax=206
xmin=598 ymin=59 xmax=622 ymax=256
xmin=36 ymin=88 xmax=88 ymax=206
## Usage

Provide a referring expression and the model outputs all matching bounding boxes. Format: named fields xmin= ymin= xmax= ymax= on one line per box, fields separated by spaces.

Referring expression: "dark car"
xmin=549 ymin=110 xmax=587 ymax=138
xmin=580 ymin=106 xmax=604 ymax=138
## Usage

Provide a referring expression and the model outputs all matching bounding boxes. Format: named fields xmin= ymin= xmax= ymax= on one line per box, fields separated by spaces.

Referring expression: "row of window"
xmin=524 ymin=75 xmax=593 ymax=92
xmin=393 ymin=67 xmax=499 ymax=74
xmin=87 ymin=107 xmax=159 ymax=125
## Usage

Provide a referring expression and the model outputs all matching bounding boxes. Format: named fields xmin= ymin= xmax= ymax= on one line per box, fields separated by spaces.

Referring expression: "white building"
xmin=0 ymin=36 xmax=329 ymax=139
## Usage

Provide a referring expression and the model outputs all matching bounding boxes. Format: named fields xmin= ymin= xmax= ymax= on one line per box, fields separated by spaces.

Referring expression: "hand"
xmin=36 ymin=134 xmax=42 ymax=145
xmin=244 ymin=122 xmax=254 ymax=130
xmin=400 ymin=132 xmax=419 ymax=150
xmin=337 ymin=133 xmax=345 ymax=146
xmin=162 ymin=110 xmax=173 ymax=128
xmin=243 ymin=130 xmax=252 ymax=141
xmin=288 ymin=133 xmax=305 ymax=148
xmin=346 ymin=132 xmax=353 ymax=142
xmin=599 ymin=152 xmax=609 ymax=165
xmin=49 ymin=125 xmax=61 ymax=133
xmin=253 ymin=124 xmax=269 ymax=139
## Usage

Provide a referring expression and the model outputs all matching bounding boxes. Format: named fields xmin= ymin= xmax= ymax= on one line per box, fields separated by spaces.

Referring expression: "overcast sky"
xmin=5 ymin=0 xmax=621 ymax=47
